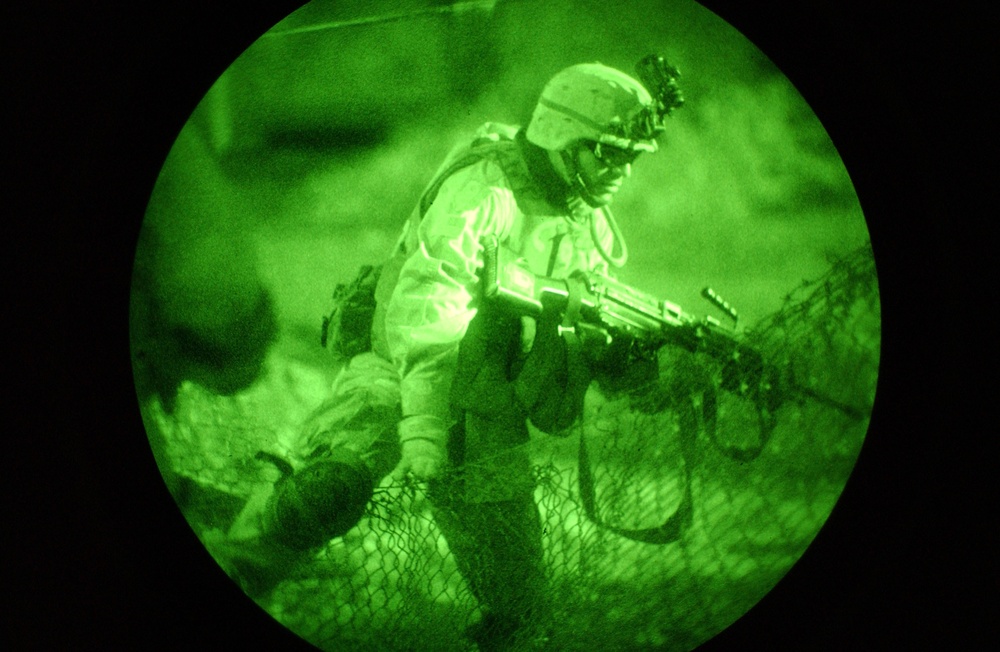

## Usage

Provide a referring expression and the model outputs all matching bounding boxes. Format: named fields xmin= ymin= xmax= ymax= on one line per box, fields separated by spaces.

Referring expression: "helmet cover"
xmin=527 ymin=63 xmax=659 ymax=152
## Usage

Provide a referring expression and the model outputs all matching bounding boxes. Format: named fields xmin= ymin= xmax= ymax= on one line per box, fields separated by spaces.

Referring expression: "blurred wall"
xmin=131 ymin=107 xmax=278 ymax=409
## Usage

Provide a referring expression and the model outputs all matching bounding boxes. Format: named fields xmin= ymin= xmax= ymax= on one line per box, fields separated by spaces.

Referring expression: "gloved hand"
xmin=389 ymin=414 xmax=448 ymax=482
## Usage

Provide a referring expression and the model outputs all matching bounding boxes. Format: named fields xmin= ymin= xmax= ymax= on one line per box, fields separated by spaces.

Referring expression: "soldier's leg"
xmin=436 ymin=494 xmax=546 ymax=648
xmin=429 ymin=417 xmax=548 ymax=650
xmin=210 ymin=352 xmax=401 ymax=599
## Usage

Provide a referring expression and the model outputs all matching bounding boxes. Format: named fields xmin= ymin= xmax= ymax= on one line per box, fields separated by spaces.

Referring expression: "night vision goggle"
xmin=599 ymin=54 xmax=684 ymax=145
xmin=634 ymin=54 xmax=685 ymax=135
xmin=587 ymin=141 xmax=643 ymax=167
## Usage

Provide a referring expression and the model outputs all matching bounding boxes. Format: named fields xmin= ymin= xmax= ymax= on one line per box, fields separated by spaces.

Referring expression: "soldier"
xmin=220 ymin=58 xmax=683 ymax=651
xmin=380 ymin=61 xmax=678 ymax=650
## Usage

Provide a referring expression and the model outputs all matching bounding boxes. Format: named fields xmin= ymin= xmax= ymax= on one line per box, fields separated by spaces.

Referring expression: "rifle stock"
xmin=480 ymin=234 xmax=751 ymax=366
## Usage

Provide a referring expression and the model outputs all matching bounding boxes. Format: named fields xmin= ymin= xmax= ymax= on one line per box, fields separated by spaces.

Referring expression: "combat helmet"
xmin=526 ymin=56 xmax=684 ymax=155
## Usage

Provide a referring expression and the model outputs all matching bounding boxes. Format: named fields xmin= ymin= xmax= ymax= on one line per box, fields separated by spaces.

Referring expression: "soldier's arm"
xmin=383 ymin=161 xmax=516 ymax=479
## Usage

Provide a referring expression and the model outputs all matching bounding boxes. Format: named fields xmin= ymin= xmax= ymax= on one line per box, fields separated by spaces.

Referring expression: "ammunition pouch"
xmin=321 ymin=264 xmax=382 ymax=359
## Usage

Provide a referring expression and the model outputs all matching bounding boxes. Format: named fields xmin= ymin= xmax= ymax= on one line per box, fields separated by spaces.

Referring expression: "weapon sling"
xmin=558 ymin=277 xmax=701 ymax=545
xmin=484 ymin=235 xmax=701 ymax=544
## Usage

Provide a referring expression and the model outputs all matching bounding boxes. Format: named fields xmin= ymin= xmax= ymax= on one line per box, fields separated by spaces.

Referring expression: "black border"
xmin=9 ymin=1 xmax=986 ymax=649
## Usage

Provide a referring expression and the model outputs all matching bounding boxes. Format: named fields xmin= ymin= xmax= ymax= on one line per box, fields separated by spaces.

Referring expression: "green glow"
xmin=132 ymin=1 xmax=878 ymax=651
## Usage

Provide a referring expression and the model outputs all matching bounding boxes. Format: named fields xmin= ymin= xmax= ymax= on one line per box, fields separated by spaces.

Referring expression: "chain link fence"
xmin=141 ymin=243 xmax=878 ymax=651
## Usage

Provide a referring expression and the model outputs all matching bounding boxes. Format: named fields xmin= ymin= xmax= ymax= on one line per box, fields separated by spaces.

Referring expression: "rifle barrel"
xmin=791 ymin=382 xmax=868 ymax=421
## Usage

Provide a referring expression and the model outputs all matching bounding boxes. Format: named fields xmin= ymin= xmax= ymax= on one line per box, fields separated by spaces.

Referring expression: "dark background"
xmin=6 ymin=1 xmax=989 ymax=650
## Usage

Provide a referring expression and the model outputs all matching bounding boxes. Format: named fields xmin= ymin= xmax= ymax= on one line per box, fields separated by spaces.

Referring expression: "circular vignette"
xmin=131 ymin=2 xmax=879 ymax=651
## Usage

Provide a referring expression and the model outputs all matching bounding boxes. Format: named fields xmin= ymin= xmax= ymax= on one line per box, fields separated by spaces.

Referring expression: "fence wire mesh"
xmin=142 ymin=244 xmax=879 ymax=651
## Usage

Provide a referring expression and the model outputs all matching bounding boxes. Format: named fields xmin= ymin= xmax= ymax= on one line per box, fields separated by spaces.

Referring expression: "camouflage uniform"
xmin=242 ymin=61 xmax=677 ymax=649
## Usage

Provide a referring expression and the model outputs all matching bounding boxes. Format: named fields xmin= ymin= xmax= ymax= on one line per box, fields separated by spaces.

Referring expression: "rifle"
xmin=479 ymin=234 xmax=865 ymax=425
xmin=479 ymin=234 xmax=868 ymax=544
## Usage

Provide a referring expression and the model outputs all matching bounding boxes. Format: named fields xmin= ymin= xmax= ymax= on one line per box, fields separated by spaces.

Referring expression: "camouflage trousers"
xmin=298 ymin=349 xmax=545 ymax=495
xmin=302 ymin=352 xmax=547 ymax=648
xmin=296 ymin=352 xmax=403 ymax=480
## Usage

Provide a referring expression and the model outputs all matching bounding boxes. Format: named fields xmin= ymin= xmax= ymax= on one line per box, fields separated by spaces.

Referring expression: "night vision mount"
xmin=635 ymin=54 xmax=685 ymax=134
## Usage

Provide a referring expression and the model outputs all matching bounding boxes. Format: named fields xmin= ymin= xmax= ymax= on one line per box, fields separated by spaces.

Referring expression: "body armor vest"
xmin=370 ymin=124 xmax=621 ymax=359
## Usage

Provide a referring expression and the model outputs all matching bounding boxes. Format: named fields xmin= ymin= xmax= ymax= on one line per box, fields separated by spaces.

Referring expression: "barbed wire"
xmin=147 ymin=243 xmax=878 ymax=651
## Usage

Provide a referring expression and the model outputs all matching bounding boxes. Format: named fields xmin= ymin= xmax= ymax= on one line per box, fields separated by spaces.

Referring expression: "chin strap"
xmin=561 ymin=150 xmax=601 ymax=209
xmin=559 ymin=150 xmax=629 ymax=269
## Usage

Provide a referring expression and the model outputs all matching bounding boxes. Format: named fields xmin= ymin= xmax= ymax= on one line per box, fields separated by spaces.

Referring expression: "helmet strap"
xmin=560 ymin=148 xmax=604 ymax=209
